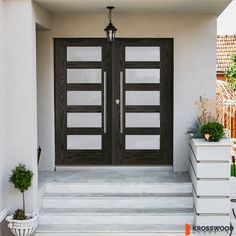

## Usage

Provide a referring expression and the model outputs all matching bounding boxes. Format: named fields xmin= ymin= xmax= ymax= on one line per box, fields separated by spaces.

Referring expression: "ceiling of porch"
xmin=34 ymin=0 xmax=231 ymax=16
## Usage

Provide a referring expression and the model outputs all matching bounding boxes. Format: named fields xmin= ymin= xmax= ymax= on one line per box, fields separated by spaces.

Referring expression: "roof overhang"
xmin=34 ymin=0 xmax=231 ymax=16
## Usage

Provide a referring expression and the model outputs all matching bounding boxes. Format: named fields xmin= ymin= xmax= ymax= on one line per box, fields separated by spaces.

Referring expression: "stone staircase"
xmin=36 ymin=169 xmax=194 ymax=235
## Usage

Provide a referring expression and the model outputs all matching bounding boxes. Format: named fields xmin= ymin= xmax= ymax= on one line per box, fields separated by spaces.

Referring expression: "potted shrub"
xmin=6 ymin=164 xmax=38 ymax=236
xmin=200 ymin=121 xmax=224 ymax=142
xmin=188 ymin=96 xmax=226 ymax=141
xmin=189 ymin=96 xmax=231 ymax=226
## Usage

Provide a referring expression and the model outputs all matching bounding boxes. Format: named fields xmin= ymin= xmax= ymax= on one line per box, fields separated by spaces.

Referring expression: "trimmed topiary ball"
xmin=9 ymin=164 xmax=33 ymax=219
xmin=200 ymin=121 xmax=224 ymax=142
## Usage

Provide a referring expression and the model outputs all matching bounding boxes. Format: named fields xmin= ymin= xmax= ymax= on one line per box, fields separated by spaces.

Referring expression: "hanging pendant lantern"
xmin=104 ymin=6 xmax=117 ymax=43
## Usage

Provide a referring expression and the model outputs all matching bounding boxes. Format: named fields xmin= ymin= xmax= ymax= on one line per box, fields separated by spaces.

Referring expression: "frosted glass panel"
xmin=67 ymin=91 xmax=101 ymax=105
xmin=126 ymin=69 xmax=160 ymax=84
xmin=67 ymin=69 xmax=101 ymax=83
xmin=67 ymin=135 xmax=101 ymax=149
xmin=67 ymin=47 xmax=101 ymax=61
xmin=126 ymin=135 xmax=160 ymax=150
xmin=126 ymin=91 xmax=160 ymax=105
xmin=126 ymin=47 xmax=160 ymax=61
xmin=126 ymin=113 xmax=160 ymax=127
xmin=67 ymin=113 xmax=102 ymax=127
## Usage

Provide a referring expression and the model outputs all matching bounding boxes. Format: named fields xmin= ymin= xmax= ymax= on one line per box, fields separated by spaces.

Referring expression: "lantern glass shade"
xmin=104 ymin=23 xmax=117 ymax=43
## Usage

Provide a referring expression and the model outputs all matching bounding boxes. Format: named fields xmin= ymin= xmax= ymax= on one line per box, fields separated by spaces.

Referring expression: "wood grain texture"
xmin=67 ymin=83 xmax=101 ymax=91
xmin=125 ymin=84 xmax=160 ymax=91
xmin=55 ymin=39 xmax=67 ymax=165
xmin=160 ymin=39 xmax=173 ymax=165
xmin=55 ymin=38 xmax=109 ymax=165
xmin=118 ymin=39 xmax=173 ymax=165
xmin=55 ymin=38 xmax=173 ymax=166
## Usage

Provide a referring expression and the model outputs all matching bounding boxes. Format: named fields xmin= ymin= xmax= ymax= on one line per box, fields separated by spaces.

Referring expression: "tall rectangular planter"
xmin=190 ymin=138 xmax=231 ymax=226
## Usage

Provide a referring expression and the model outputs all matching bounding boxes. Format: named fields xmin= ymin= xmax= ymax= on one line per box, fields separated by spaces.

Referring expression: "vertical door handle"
xmin=104 ymin=71 xmax=107 ymax=133
xmin=120 ymin=71 xmax=124 ymax=134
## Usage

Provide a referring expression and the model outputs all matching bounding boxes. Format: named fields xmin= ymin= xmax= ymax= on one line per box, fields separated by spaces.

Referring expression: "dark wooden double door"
xmin=55 ymin=38 xmax=173 ymax=165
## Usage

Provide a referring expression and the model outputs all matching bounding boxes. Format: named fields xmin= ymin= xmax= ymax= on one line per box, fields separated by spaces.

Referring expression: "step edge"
xmin=42 ymin=193 xmax=193 ymax=199
xmin=39 ymin=212 xmax=194 ymax=216
xmin=36 ymin=225 xmax=186 ymax=233
xmin=45 ymin=182 xmax=192 ymax=185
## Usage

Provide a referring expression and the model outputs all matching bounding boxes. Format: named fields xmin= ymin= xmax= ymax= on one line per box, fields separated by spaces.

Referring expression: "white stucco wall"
xmin=33 ymin=1 xmax=51 ymax=30
xmin=32 ymin=0 xmax=55 ymax=171
xmin=36 ymin=13 xmax=216 ymax=171
xmin=0 ymin=0 xmax=5 ymax=220
xmin=3 ymin=0 xmax=38 ymax=213
xmin=0 ymin=0 xmax=52 ymax=221
xmin=36 ymin=31 xmax=55 ymax=171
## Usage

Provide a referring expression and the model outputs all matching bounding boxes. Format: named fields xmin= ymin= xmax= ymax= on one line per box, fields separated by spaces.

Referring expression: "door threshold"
xmin=55 ymin=166 xmax=173 ymax=171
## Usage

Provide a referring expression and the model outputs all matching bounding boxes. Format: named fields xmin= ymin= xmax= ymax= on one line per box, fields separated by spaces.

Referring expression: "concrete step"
xmin=45 ymin=182 xmax=192 ymax=194
xmin=38 ymin=208 xmax=194 ymax=225
xmin=42 ymin=193 xmax=193 ymax=209
xmin=35 ymin=224 xmax=186 ymax=236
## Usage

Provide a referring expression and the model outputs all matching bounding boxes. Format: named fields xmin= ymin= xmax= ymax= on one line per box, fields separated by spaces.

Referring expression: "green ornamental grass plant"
xmin=188 ymin=96 xmax=225 ymax=142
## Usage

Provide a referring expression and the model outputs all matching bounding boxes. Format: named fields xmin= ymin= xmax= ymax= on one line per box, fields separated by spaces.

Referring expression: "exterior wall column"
xmin=4 ymin=0 xmax=38 ymax=213
xmin=36 ymin=30 xmax=55 ymax=171
xmin=0 ymin=0 xmax=6 ymax=224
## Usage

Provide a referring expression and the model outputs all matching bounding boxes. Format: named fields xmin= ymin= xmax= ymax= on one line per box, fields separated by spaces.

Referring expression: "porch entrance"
xmin=55 ymin=38 xmax=173 ymax=165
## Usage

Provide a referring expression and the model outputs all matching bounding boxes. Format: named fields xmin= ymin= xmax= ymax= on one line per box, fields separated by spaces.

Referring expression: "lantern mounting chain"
xmin=104 ymin=6 xmax=117 ymax=43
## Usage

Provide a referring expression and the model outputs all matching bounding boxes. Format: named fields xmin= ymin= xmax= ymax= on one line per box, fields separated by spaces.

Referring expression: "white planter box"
xmin=193 ymin=191 xmax=230 ymax=214
xmin=231 ymin=177 xmax=236 ymax=198
xmin=190 ymin=138 xmax=231 ymax=162
xmin=190 ymin=138 xmax=231 ymax=227
xmin=195 ymin=214 xmax=230 ymax=226
xmin=190 ymin=167 xmax=230 ymax=197
xmin=190 ymin=163 xmax=230 ymax=196
xmin=190 ymin=148 xmax=230 ymax=179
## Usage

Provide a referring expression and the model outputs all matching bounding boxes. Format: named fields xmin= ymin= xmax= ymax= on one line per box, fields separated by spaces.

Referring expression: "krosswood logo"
xmin=185 ymin=224 xmax=234 ymax=235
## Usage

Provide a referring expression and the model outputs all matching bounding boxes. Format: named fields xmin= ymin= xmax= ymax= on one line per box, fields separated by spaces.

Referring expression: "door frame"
xmin=54 ymin=38 xmax=173 ymax=166
xmin=113 ymin=38 xmax=173 ymax=165
xmin=54 ymin=38 xmax=111 ymax=165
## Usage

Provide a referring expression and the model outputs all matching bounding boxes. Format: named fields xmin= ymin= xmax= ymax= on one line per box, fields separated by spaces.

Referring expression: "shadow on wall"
xmin=1 ymin=220 xmax=13 ymax=236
